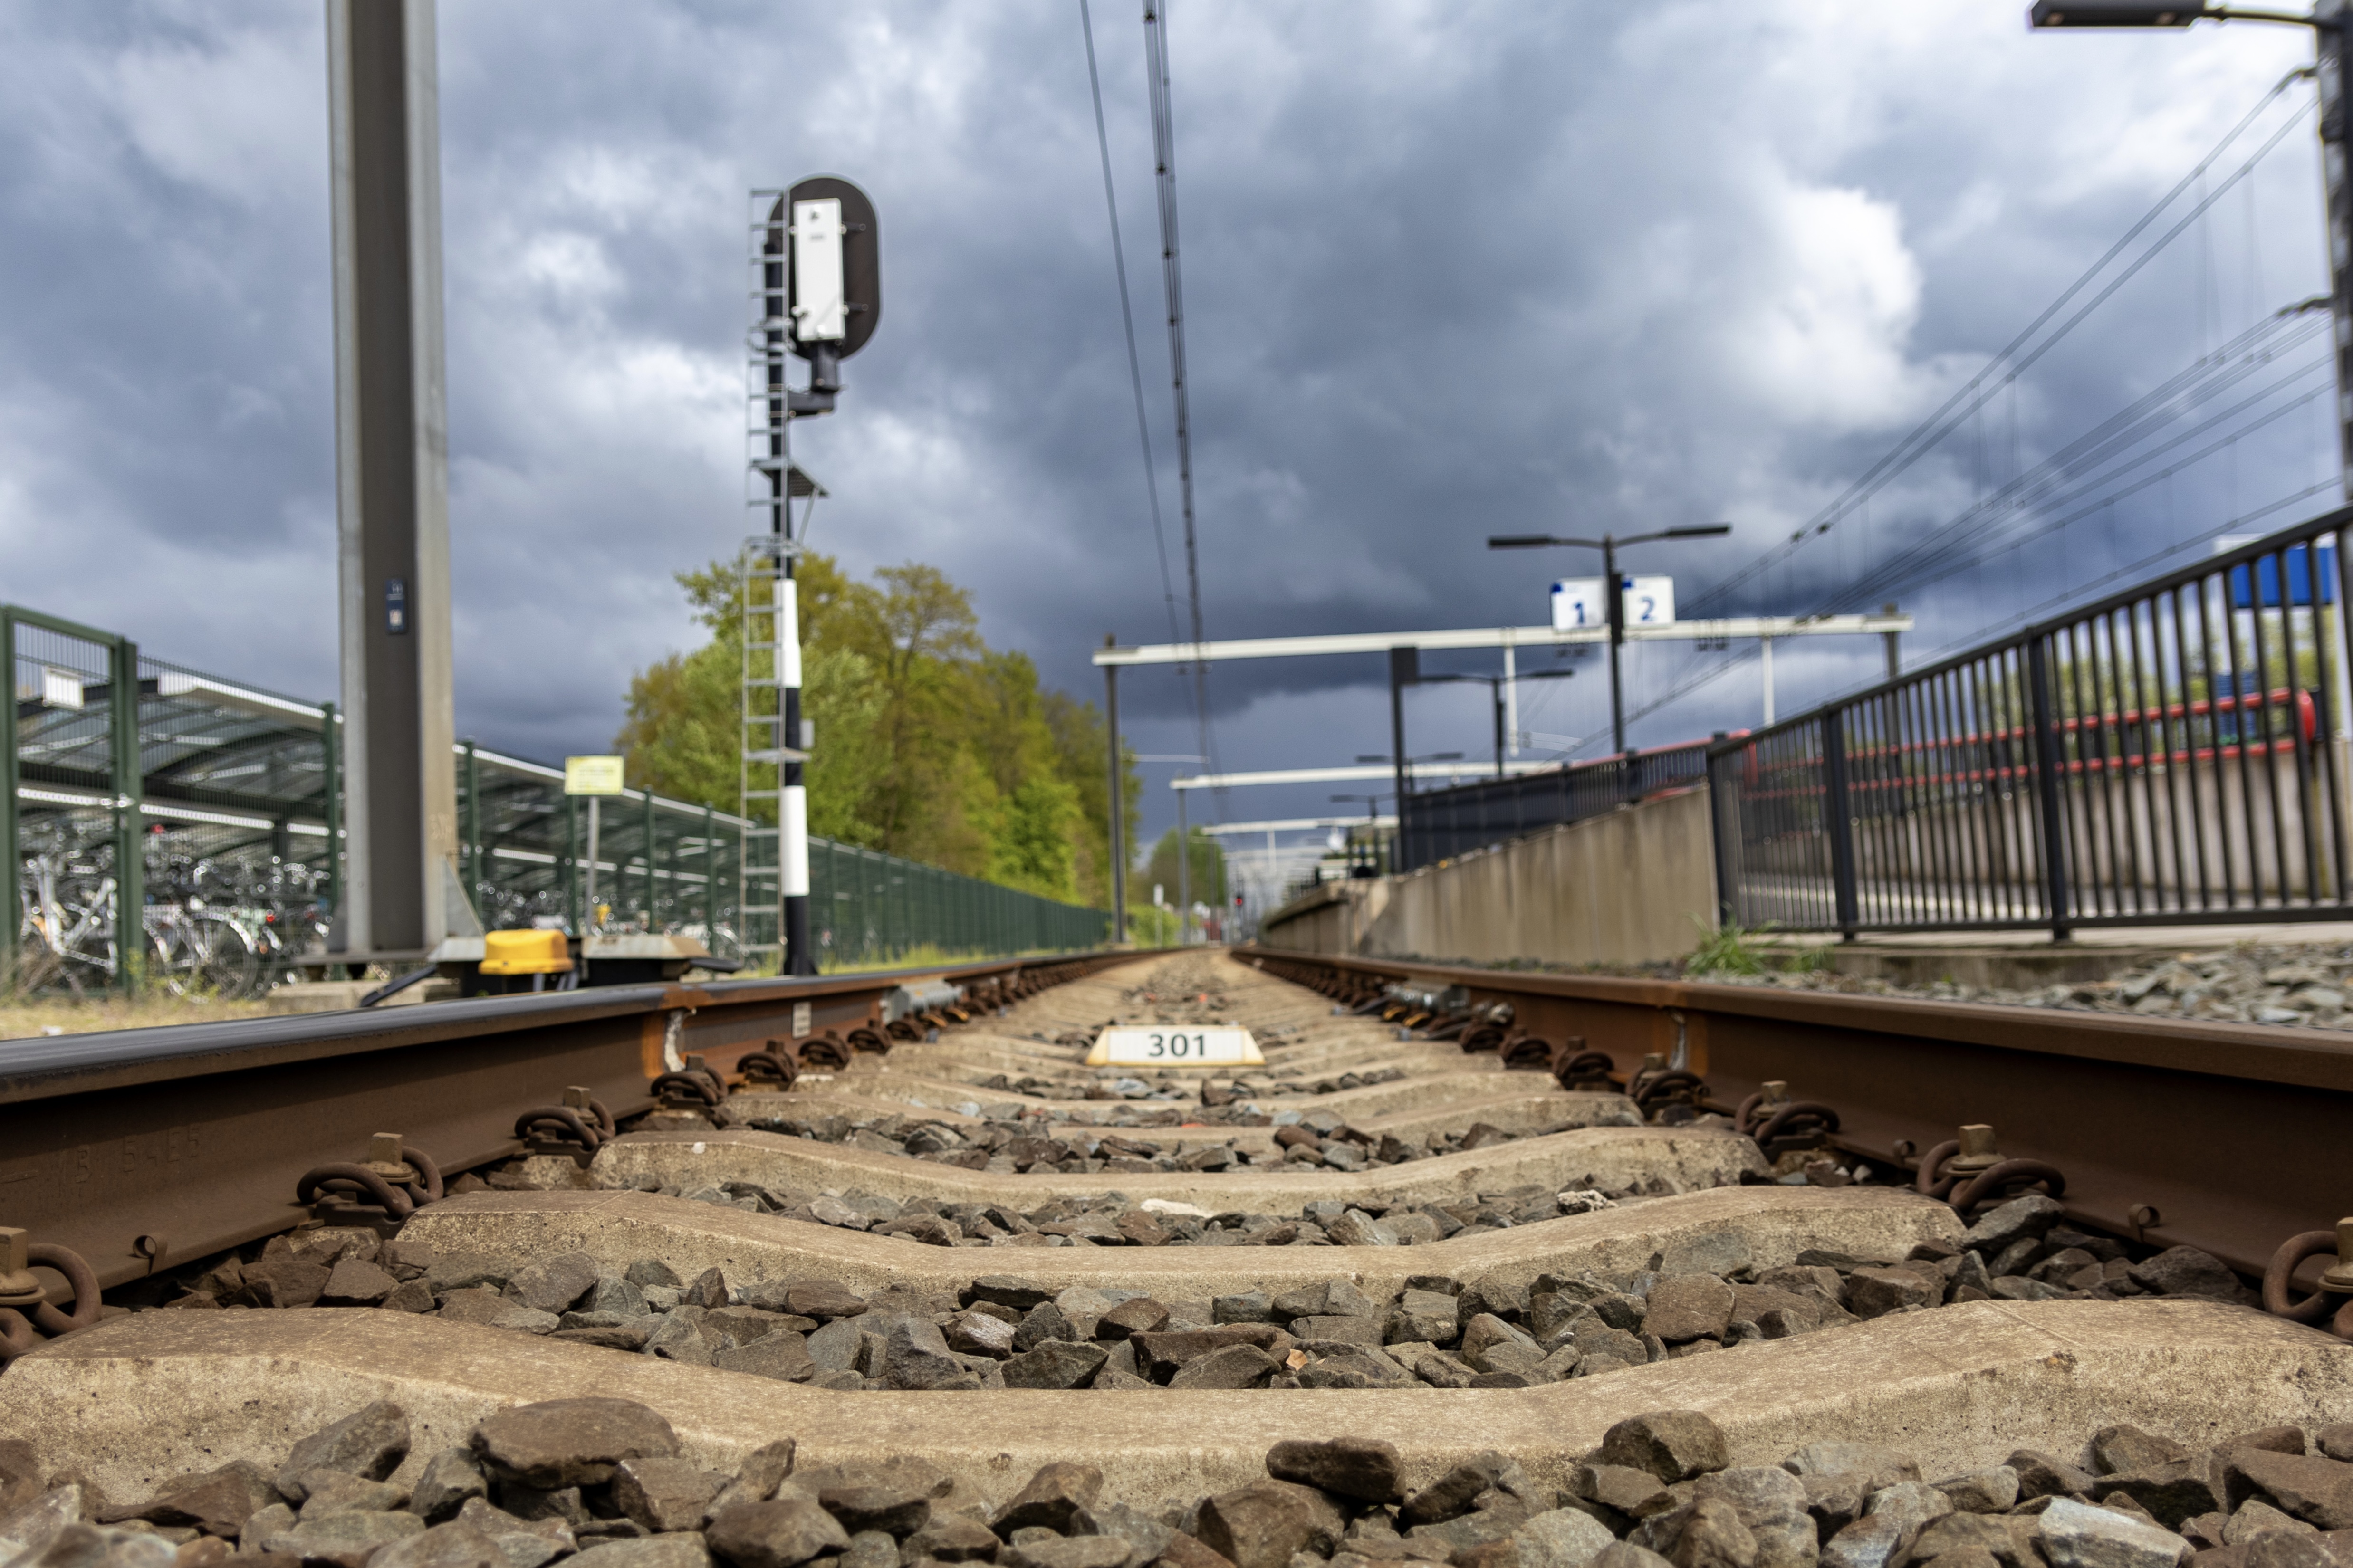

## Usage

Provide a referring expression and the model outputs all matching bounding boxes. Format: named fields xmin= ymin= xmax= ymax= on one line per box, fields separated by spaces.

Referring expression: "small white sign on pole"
xmin=1550 ymin=578 xmax=1604 ymax=630
xmin=1549 ymin=576 xmax=1676 ymax=630
xmin=1085 ymin=1027 xmax=1264 ymax=1068
xmin=1624 ymin=575 xmax=1676 ymax=626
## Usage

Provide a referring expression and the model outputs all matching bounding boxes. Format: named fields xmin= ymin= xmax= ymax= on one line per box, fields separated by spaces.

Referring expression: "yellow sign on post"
xmin=564 ymin=756 xmax=626 ymax=918
xmin=564 ymin=755 xmax=625 ymax=795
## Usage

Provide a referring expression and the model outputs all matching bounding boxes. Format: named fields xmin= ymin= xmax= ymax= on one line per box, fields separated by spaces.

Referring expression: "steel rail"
xmin=1240 ymin=943 xmax=2353 ymax=1280
xmin=1 ymin=949 xmax=1147 ymax=1294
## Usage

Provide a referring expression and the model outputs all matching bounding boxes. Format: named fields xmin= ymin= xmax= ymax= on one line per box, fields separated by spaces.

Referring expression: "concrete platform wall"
xmin=1261 ymin=785 xmax=1717 ymax=967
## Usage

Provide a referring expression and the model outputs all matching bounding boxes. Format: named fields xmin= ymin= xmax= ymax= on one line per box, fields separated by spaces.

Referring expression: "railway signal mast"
xmin=746 ymin=178 xmax=880 ymax=975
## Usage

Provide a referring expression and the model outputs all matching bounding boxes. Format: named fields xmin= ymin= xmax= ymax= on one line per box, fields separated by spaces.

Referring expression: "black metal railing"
xmin=1397 ymin=738 xmax=1715 ymax=872
xmin=1709 ymin=507 xmax=2353 ymax=937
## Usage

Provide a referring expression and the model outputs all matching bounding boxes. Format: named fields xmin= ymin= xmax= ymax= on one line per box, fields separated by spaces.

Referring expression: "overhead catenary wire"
xmin=1575 ymin=73 xmax=2328 ymax=749
xmin=1604 ymin=319 xmax=2333 ymax=744
xmin=1834 ymin=312 xmax=2330 ymax=607
xmin=1688 ymin=68 xmax=2316 ymax=620
xmin=1905 ymin=474 xmax=2340 ymax=667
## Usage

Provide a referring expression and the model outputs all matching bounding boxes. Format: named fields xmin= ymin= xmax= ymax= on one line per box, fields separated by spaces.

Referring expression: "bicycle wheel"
xmin=146 ymin=913 xmax=203 ymax=998
xmin=12 ymin=928 xmax=66 ymax=994
xmin=197 ymin=913 xmax=262 ymax=999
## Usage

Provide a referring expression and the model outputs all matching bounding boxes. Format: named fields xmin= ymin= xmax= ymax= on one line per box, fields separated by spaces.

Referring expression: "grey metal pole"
xmin=326 ymin=0 xmax=469 ymax=960
xmin=1388 ymin=647 xmax=1414 ymax=870
xmin=2320 ymin=3 xmax=2353 ymax=498
xmin=1176 ymin=785 xmax=1190 ymax=945
xmin=1604 ymin=535 xmax=1627 ymax=755
xmin=1104 ymin=653 xmax=1126 ymax=945
xmin=1491 ymin=678 xmax=1506 ymax=779
xmin=1882 ymin=602 xmax=1902 ymax=681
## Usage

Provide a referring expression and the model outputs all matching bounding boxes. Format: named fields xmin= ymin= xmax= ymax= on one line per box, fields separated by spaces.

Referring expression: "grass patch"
xmin=1685 ymin=918 xmax=1834 ymax=978
xmin=1687 ymin=919 xmax=1773 ymax=976
xmin=0 ymin=992 xmax=274 ymax=1041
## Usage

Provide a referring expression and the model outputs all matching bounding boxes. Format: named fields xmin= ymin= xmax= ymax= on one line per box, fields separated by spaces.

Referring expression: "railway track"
xmin=3 ymin=947 xmax=2353 ymax=1568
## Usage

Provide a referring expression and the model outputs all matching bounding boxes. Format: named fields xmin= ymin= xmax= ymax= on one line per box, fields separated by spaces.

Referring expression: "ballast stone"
xmin=2034 ymin=1499 xmax=2190 ymax=1568
xmin=469 ymin=1399 xmax=682 ymax=1489
xmin=1595 ymin=1412 xmax=1731 ymax=1484
xmin=275 ymin=1400 xmax=412 ymax=1501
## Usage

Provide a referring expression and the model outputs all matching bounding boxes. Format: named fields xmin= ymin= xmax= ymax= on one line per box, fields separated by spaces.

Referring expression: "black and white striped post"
xmin=777 ymin=560 xmax=810 ymax=974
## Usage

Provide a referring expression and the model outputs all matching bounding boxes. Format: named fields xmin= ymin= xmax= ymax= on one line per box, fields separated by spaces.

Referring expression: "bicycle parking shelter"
xmin=1 ymin=604 xmax=1105 ymax=995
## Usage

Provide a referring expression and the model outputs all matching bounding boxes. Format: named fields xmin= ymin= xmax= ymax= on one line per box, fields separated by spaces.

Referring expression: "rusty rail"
xmin=1242 ymin=943 xmax=2353 ymax=1281
xmin=0 ymin=949 xmax=1144 ymax=1293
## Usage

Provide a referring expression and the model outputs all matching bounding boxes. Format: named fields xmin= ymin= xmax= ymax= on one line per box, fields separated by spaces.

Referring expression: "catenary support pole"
xmin=326 ymin=0 xmax=473 ymax=960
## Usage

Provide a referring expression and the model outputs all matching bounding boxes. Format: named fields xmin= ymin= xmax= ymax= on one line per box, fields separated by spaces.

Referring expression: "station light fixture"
xmin=1486 ymin=523 xmax=1733 ymax=755
xmin=2027 ymin=2 xmax=2208 ymax=24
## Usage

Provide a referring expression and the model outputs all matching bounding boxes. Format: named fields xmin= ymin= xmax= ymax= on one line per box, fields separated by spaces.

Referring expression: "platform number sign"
xmin=1551 ymin=576 xmax=1676 ymax=632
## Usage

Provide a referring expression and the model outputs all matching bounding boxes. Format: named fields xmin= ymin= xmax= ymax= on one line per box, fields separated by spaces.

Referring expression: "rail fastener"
xmin=0 ymin=1226 xmax=98 ymax=1366
xmin=1912 ymin=1123 xmax=2068 ymax=1213
xmin=292 ymin=1133 xmax=444 ymax=1233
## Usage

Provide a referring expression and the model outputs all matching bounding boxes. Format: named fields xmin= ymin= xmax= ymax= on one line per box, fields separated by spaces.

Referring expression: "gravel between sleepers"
xmin=6 ymin=1395 xmax=2343 ymax=1568
xmin=143 ymin=1195 xmax=2260 ymax=1395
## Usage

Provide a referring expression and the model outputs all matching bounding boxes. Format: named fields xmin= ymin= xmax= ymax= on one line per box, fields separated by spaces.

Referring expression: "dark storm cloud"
xmin=0 ymin=1 xmax=2328 ymax=847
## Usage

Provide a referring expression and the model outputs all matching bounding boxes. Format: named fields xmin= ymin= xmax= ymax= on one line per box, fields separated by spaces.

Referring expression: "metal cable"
xmin=1605 ymin=328 xmax=2334 ymax=740
xmin=1690 ymin=70 xmax=2317 ymax=619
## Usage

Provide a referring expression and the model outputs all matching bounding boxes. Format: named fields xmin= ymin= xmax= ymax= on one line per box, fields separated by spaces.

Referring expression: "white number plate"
xmin=1084 ymin=1027 xmax=1263 ymax=1067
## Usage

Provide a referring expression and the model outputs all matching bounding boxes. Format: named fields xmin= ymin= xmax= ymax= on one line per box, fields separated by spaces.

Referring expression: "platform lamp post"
xmin=1486 ymin=526 xmax=1732 ymax=756
xmin=1417 ymin=669 xmax=1579 ymax=776
xmin=2026 ymin=2 xmax=2353 ymax=497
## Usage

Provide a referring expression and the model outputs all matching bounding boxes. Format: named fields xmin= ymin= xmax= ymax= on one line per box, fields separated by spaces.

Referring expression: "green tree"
xmin=617 ymin=550 xmax=1137 ymax=909
xmin=1041 ymin=689 xmax=1133 ymax=909
xmin=613 ymin=639 xmax=737 ymax=810
xmin=1144 ymin=826 xmax=1228 ymax=910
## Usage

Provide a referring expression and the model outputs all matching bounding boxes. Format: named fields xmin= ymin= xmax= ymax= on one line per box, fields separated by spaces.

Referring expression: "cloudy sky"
xmin=0 ymin=0 xmax=2334 ymax=867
